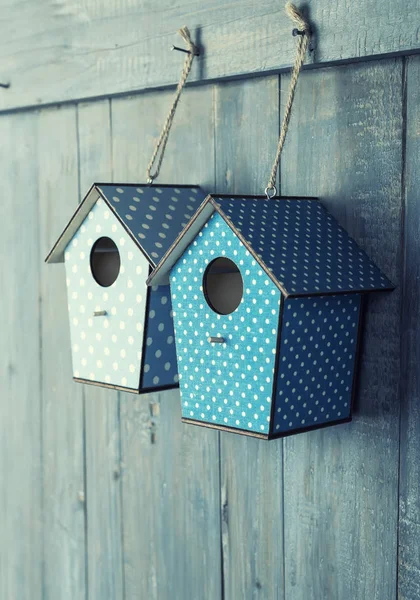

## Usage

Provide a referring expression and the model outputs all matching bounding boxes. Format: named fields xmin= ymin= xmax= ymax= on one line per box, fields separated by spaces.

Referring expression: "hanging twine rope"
xmin=146 ymin=26 xmax=199 ymax=183
xmin=265 ymin=2 xmax=311 ymax=198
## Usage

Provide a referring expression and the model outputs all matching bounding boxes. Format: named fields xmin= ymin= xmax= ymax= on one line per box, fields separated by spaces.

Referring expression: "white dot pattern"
xmin=213 ymin=197 xmax=393 ymax=296
xmin=98 ymin=184 xmax=206 ymax=266
xmin=141 ymin=284 xmax=179 ymax=389
xmin=273 ymin=294 xmax=361 ymax=433
xmin=170 ymin=212 xmax=281 ymax=434
xmin=64 ymin=198 xmax=149 ymax=389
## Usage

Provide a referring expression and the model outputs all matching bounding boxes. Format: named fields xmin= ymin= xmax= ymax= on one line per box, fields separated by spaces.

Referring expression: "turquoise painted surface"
xmin=64 ymin=196 xmax=149 ymax=389
xmin=273 ymin=294 xmax=361 ymax=434
xmin=170 ymin=212 xmax=281 ymax=434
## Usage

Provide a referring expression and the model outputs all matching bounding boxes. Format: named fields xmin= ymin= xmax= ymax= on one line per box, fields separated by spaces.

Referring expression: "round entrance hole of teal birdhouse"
xmin=203 ymin=257 xmax=243 ymax=315
xmin=90 ymin=236 xmax=121 ymax=287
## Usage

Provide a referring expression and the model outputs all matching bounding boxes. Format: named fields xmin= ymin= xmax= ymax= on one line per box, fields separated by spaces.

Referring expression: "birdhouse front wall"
xmin=64 ymin=196 xmax=149 ymax=389
xmin=272 ymin=294 xmax=362 ymax=435
xmin=170 ymin=212 xmax=281 ymax=435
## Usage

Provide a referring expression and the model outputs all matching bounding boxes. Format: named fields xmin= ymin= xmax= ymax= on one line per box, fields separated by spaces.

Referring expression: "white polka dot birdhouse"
xmin=46 ymin=183 xmax=206 ymax=393
xmin=148 ymin=194 xmax=395 ymax=439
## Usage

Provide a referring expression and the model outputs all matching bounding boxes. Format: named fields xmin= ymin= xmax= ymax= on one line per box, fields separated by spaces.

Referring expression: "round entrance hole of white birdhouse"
xmin=203 ymin=257 xmax=243 ymax=315
xmin=90 ymin=237 xmax=121 ymax=287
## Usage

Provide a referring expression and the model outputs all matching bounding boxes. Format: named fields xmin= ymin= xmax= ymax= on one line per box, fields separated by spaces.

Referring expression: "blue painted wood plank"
xmin=214 ymin=76 xmax=286 ymax=599
xmin=77 ymin=99 xmax=125 ymax=600
xmin=39 ymin=106 xmax=87 ymax=600
xmin=280 ymin=59 xmax=403 ymax=600
xmin=111 ymin=86 xmax=222 ymax=599
xmin=398 ymin=55 xmax=420 ymax=600
xmin=0 ymin=112 xmax=42 ymax=599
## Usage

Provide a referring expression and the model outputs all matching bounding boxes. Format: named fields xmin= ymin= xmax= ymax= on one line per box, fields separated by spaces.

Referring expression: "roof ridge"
xmin=46 ymin=183 xmax=206 ymax=266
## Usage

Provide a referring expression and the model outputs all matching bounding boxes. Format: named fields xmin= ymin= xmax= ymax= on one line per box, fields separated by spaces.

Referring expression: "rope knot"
xmin=178 ymin=26 xmax=200 ymax=56
xmin=285 ymin=2 xmax=310 ymax=34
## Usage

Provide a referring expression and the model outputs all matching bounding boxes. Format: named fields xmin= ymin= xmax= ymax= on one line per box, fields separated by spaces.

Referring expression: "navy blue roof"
xmin=213 ymin=196 xmax=394 ymax=296
xmin=98 ymin=184 xmax=206 ymax=266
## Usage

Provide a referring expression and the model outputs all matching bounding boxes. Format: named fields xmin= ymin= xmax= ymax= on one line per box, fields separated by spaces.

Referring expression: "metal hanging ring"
xmin=147 ymin=176 xmax=154 ymax=185
xmin=265 ymin=186 xmax=277 ymax=199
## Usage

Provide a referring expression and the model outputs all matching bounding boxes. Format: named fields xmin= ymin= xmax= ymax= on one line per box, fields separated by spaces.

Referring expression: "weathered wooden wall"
xmin=0 ymin=2 xmax=419 ymax=598
xmin=1 ymin=0 xmax=420 ymax=111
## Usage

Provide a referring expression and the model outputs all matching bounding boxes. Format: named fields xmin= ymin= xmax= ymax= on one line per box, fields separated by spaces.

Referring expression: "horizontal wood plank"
xmin=1 ymin=0 xmax=420 ymax=112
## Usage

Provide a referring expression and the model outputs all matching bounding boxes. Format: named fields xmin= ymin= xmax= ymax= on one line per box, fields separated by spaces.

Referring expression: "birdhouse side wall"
xmin=141 ymin=284 xmax=179 ymax=391
xmin=64 ymin=197 xmax=149 ymax=390
xmin=271 ymin=294 xmax=362 ymax=436
xmin=170 ymin=212 xmax=281 ymax=435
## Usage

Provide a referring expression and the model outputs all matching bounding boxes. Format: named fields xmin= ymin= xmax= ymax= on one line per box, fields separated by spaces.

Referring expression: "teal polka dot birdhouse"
xmin=148 ymin=194 xmax=395 ymax=439
xmin=46 ymin=183 xmax=206 ymax=393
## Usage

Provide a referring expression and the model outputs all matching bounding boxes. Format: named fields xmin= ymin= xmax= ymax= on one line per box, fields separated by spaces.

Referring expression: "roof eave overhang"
xmin=45 ymin=183 xmax=99 ymax=264
xmin=285 ymin=283 xmax=396 ymax=298
xmin=148 ymin=194 xmax=396 ymax=297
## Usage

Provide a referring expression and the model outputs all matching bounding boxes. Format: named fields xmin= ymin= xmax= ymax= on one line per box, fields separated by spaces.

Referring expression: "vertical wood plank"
xmin=0 ymin=112 xmax=42 ymax=600
xmin=280 ymin=60 xmax=403 ymax=600
xmin=214 ymin=77 xmax=285 ymax=600
xmin=111 ymin=86 xmax=222 ymax=600
xmin=77 ymin=99 xmax=124 ymax=600
xmin=398 ymin=55 xmax=420 ymax=600
xmin=38 ymin=105 xmax=87 ymax=600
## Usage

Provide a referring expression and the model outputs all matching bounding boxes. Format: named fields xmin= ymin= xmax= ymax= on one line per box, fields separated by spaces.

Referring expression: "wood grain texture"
xmin=1 ymin=0 xmax=420 ymax=112
xmin=0 ymin=112 xmax=42 ymax=599
xmin=111 ymin=86 xmax=222 ymax=600
xmin=38 ymin=105 xmax=86 ymax=600
xmin=214 ymin=77 xmax=285 ymax=600
xmin=280 ymin=60 xmax=403 ymax=600
xmin=2 ymin=9 xmax=420 ymax=595
xmin=77 ymin=99 xmax=125 ymax=600
xmin=398 ymin=55 xmax=420 ymax=600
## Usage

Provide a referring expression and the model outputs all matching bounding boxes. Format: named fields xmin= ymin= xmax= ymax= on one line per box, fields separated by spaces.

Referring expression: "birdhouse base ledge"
xmin=181 ymin=416 xmax=353 ymax=441
xmin=73 ymin=377 xmax=180 ymax=395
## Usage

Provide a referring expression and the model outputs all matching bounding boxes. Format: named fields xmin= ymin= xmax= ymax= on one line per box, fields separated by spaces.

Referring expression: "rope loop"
xmin=146 ymin=26 xmax=198 ymax=183
xmin=265 ymin=185 xmax=277 ymax=199
xmin=265 ymin=2 xmax=311 ymax=196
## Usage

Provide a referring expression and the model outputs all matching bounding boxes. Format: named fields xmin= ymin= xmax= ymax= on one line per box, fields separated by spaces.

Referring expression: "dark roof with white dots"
xmin=213 ymin=195 xmax=394 ymax=296
xmin=45 ymin=183 xmax=207 ymax=266
xmin=97 ymin=184 xmax=206 ymax=266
